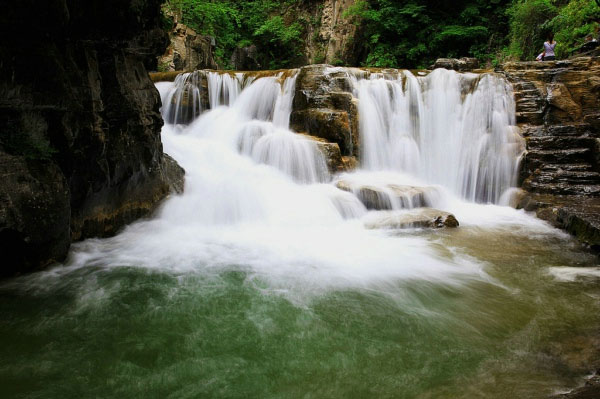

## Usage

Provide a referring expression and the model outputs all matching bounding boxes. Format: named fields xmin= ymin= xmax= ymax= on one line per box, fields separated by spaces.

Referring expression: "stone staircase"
xmin=502 ymin=57 xmax=600 ymax=250
xmin=521 ymin=126 xmax=600 ymax=195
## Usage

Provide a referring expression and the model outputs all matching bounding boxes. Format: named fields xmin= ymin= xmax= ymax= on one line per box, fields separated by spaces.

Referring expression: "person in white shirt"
xmin=543 ymin=33 xmax=557 ymax=61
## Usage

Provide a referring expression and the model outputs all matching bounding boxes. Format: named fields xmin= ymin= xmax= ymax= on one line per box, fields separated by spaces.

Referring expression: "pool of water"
xmin=1 ymin=222 xmax=598 ymax=398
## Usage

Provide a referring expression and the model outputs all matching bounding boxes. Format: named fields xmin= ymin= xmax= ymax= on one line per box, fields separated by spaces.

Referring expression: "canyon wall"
xmin=0 ymin=0 xmax=184 ymax=276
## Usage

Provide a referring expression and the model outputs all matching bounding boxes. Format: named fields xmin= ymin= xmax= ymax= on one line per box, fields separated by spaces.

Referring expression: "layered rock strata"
xmin=0 ymin=0 xmax=184 ymax=276
xmin=502 ymin=57 xmax=600 ymax=250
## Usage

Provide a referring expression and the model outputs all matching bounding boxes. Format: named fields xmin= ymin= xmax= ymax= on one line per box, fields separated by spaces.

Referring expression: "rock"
xmin=230 ymin=45 xmax=261 ymax=71
xmin=547 ymin=83 xmax=582 ymax=123
xmin=0 ymin=0 xmax=185 ymax=275
xmin=304 ymin=0 xmax=363 ymax=66
xmin=0 ymin=153 xmax=70 ymax=276
xmin=158 ymin=23 xmax=217 ymax=71
xmin=433 ymin=58 xmax=480 ymax=71
xmin=298 ymin=133 xmax=345 ymax=174
xmin=336 ymin=180 xmax=433 ymax=210
xmin=364 ymin=209 xmax=459 ymax=230
xmin=291 ymin=109 xmax=353 ymax=156
xmin=341 ymin=156 xmax=358 ymax=171
xmin=551 ymin=373 xmax=600 ymax=399
xmin=502 ymin=57 xmax=600 ymax=250
xmin=291 ymin=65 xmax=359 ymax=156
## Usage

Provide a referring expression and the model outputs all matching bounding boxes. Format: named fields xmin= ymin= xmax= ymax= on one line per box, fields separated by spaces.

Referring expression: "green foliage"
xmin=550 ymin=0 xmax=600 ymax=57
xmin=343 ymin=0 xmax=511 ymax=68
xmin=507 ymin=0 xmax=600 ymax=60
xmin=507 ymin=0 xmax=557 ymax=60
xmin=162 ymin=0 xmax=305 ymax=69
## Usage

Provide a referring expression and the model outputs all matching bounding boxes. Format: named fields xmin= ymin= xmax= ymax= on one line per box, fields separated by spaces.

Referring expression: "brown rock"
xmin=291 ymin=109 xmax=353 ymax=155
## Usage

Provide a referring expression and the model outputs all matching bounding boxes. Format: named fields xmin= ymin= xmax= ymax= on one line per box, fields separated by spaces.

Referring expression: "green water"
xmin=1 ymin=226 xmax=599 ymax=398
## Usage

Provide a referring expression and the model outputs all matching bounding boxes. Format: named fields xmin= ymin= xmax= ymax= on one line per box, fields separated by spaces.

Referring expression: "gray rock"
xmin=433 ymin=57 xmax=480 ymax=71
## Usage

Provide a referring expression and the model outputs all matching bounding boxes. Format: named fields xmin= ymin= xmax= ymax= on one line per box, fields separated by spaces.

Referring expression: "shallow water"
xmin=1 ymin=70 xmax=599 ymax=398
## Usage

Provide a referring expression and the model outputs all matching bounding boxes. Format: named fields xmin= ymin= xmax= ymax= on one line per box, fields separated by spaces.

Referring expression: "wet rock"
xmin=0 ymin=0 xmax=185 ymax=275
xmin=503 ymin=57 xmax=600 ymax=250
xmin=364 ymin=209 xmax=459 ymax=230
xmin=341 ymin=156 xmax=358 ymax=171
xmin=299 ymin=133 xmax=344 ymax=174
xmin=291 ymin=109 xmax=353 ymax=156
xmin=336 ymin=180 xmax=433 ymax=210
xmin=0 ymin=153 xmax=70 ymax=276
xmin=516 ymin=194 xmax=600 ymax=251
xmin=291 ymin=65 xmax=360 ymax=156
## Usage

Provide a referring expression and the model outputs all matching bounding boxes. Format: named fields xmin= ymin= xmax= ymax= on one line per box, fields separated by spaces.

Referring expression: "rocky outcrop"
xmin=502 ymin=57 xmax=600 ymax=250
xmin=291 ymin=65 xmax=359 ymax=157
xmin=0 ymin=0 xmax=184 ymax=276
xmin=364 ymin=209 xmax=459 ymax=230
xmin=432 ymin=57 xmax=480 ymax=71
xmin=158 ymin=23 xmax=217 ymax=72
xmin=304 ymin=0 xmax=364 ymax=66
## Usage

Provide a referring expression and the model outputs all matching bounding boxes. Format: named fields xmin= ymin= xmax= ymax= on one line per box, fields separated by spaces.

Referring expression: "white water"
xmin=352 ymin=68 xmax=524 ymax=203
xmin=59 ymin=68 xmax=566 ymax=297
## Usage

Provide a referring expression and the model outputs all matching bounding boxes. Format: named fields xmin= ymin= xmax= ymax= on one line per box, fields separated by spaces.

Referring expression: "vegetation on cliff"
xmin=163 ymin=0 xmax=600 ymax=68
xmin=162 ymin=0 xmax=305 ymax=69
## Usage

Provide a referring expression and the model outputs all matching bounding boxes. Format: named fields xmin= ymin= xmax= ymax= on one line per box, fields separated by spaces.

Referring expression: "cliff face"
xmin=0 ymin=0 xmax=184 ymax=276
xmin=502 ymin=57 xmax=600 ymax=250
xmin=158 ymin=23 xmax=218 ymax=72
xmin=161 ymin=0 xmax=363 ymax=70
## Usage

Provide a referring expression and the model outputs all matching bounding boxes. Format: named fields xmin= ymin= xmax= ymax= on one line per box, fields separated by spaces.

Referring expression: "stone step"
xmin=534 ymin=170 xmax=600 ymax=185
xmin=520 ymin=124 xmax=593 ymax=137
xmin=540 ymin=163 xmax=595 ymax=172
xmin=527 ymin=136 xmax=596 ymax=151
xmin=525 ymin=181 xmax=600 ymax=196
xmin=516 ymin=111 xmax=544 ymax=125
xmin=526 ymin=148 xmax=593 ymax=164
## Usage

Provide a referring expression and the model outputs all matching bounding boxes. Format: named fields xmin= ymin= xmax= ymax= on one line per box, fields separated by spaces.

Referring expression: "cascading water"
xmin=352 ymin=68 xmax=524 ymax=203
xmin=3 ymin=67 xmax=598 ymax=399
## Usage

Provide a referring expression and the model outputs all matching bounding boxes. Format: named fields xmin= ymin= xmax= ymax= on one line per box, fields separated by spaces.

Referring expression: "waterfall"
xmin=352 ymin=68 xmax=523 ymax=203
xmin=157 ymin=70 xmax=330 ymax=184
xmin=157 ymin=66 xmax=523 ymax=210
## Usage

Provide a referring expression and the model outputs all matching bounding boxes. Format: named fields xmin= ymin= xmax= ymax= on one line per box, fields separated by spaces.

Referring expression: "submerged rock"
xmin=364 ymin=209 xmax=459 ymax=230
xmin=336 ymin=180 xmax=433 ymax=210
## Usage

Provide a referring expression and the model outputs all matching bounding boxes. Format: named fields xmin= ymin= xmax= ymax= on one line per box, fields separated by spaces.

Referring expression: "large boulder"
xmin=364 ymin=209 xmax=459 ymax=230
